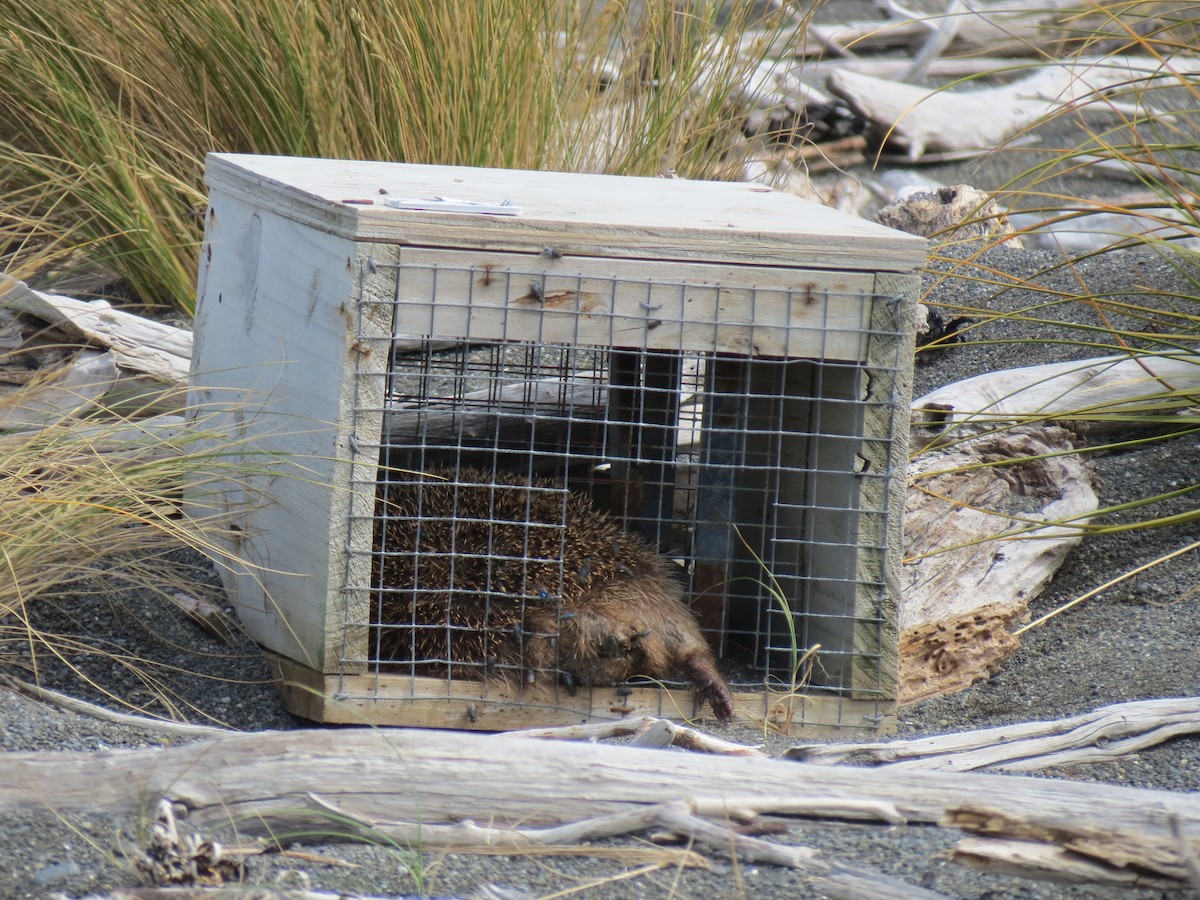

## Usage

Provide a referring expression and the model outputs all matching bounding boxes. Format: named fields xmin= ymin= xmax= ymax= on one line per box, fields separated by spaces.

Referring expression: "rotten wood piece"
xmin=948 ymin=807 xmax=1193 ymax=890
xmin=899 ymin=426 xmax=1097 ymax=705
xmin=952 ymin=834 xmax=1182 ymax=890
xmin=875 ymin=184 xmax=1022 ymax=248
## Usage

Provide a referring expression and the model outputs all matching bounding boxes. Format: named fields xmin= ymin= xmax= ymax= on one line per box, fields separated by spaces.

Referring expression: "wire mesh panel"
xmin=191 ymin=154 xmax=924 ymax=734
xmin=337 ymin=250 xmax=910 ymax=728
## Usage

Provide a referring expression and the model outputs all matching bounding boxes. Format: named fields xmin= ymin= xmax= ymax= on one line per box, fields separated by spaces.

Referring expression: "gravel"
xmin=2 ymin=242 xmax=1198 ymax=900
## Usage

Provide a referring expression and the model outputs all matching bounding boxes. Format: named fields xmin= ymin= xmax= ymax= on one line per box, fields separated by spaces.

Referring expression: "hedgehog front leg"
xmin=680 ymin=652 xmax=735 ymax=721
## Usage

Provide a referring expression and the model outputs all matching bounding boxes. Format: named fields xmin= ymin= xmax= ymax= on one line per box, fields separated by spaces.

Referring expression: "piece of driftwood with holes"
xmin=0 ymin=724 xmax=1197 ymax=890
xmin=900 ymin=425 xmax=1098 ymax=704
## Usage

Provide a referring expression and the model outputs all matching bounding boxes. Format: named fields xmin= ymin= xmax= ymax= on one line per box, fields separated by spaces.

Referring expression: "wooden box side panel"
xmin=188 ymin=190 xmax=381 ymax=672
xmin=378 ymin=246 xmax=879 ymax=360
xmin=270 ymin=655 xmax=896 ymax=737
xmin=852 ymin=272 xmax=920 ymax=699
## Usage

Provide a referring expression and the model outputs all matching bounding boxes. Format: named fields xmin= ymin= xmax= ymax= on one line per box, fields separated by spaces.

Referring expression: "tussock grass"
xmin=912 ymin=2 xmax=1200 ymax=627
xmin=0 ymin=370 xmax=282 ymax=718
xmin=0 ymin=0 xmax=804 ymax=312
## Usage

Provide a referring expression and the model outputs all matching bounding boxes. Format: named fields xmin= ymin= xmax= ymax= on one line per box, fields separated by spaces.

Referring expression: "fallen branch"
xmin=0 ymin=675 xmax=231 ymax=739
xmin=761 ymin=0 xmax=1082 ymax=59
xmin=913 ymin=352 xmax=1200 ymax=436
xmin=508 ymin=715 xmax=767 ymax=757
xmin=1 ymin=727 xmax=1196 ymax=887
xmin=786 ymin=696 xmax=1200 ymax=772
xmin=952 ymin=834 xmax=1182 ymax=890
xmin=828 ymin=56 xmax=1177 ymax=161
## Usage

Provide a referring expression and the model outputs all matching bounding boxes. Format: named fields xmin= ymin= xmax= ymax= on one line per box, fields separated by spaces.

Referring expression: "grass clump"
xmin=0 ymin=348 xmax=280 ymax=720
xmin=0 ymin=0 xmax=806 ymax=312
xmin=909 ymin=2 xmax=1200 ymax=625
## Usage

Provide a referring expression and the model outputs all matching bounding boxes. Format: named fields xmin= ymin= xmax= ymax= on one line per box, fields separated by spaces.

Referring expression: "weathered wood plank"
xmin=204 ymin=154 xmax=927 ymax=271
xmin=188 ymin=190 xmax=377 ymax=673
xmin=269 ymin=653 xmax=893 ymax=737
xmin=379 ymin=247 xmax=881 ymax=360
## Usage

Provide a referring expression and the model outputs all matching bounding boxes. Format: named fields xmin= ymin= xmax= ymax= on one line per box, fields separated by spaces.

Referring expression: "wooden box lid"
xmin=205 ymin=153 xmax=926 ymax=272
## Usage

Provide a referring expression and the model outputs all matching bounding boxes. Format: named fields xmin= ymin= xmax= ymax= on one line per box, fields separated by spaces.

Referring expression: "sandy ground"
xmin=3 ymin=244 xmax=1199 ymax=899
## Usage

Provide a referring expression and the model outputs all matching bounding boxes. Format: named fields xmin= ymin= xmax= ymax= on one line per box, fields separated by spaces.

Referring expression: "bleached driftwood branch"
xmin=753 ymin=0 xmax=1084 ymax=60
xmin=0 ymin=274 xmax=192 ymax=426
xmin=0 ymin=675 xmax=230 ymax=739
xmin=0 ymin=273 xmax=191 ymax=383
xmin=507 ymin=714 xmax=768 ymax=756
xmin=1 ymin=727 xmax=1196 ymax=888
xmin=828 ymin=56 xmax=1178 ymax=161
xmin=913 ymin=352 xmax=1200 ymax=435
xmin=786 ymin=696 xmax=1200 ymax=772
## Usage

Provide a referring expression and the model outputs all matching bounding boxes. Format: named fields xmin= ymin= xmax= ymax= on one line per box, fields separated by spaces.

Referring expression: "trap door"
xmin=688 ymin=357 xmax=870 ymax=689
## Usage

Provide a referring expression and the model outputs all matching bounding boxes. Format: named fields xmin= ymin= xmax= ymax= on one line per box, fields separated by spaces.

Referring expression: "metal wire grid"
xmin=341 ymin=254 xmax=907 ymax=716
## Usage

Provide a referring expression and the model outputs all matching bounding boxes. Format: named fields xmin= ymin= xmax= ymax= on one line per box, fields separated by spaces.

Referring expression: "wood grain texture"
xmin=187 ymin=190 xmax=371 ymax=672
xmin=269 ymin=653 xmax=894 ymax=737
xmin=0 ymin=726 xmax=1195 ymax=871
xmin=378 ymin=245 xmax=879 ymax=360
xmin=205 ymin=153 xmax=927 ymax=270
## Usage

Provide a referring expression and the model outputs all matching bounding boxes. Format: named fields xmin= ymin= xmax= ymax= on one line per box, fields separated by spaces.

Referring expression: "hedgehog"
xmin=373 ymin=467 xmax=734 ymax=720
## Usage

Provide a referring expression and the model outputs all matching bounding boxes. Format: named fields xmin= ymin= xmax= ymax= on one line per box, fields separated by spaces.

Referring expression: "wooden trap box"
xmin=189 ymin=153 xmax=925 ymax=736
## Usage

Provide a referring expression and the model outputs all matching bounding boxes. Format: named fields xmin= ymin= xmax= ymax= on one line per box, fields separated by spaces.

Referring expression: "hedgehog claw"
xmin=682 ymin=655 xmax=735 ymax=721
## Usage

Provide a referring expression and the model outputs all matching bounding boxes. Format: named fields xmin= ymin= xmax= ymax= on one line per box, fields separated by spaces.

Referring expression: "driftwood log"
xmin=828 ymin=56 xmax=1176 ymax=162
xmin=754 ymin=0 xmax=1088 ymax=61
xmin=0 ymin=274 xmax=192 ymax=424
xmin=0 ymin=727 xmax=1197 ymax=889
xmin=0 ymin=273 xmax=190 ymax=383
xmin=913 ymin=352 xmax=1200 ymax=436
xmin=788 ymin=696 xmax=1200 ymax=772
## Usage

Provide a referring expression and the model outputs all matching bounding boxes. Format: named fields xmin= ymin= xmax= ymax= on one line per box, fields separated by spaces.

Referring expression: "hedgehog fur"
xmin=373 ymin=467 xmax=734 ymax=720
